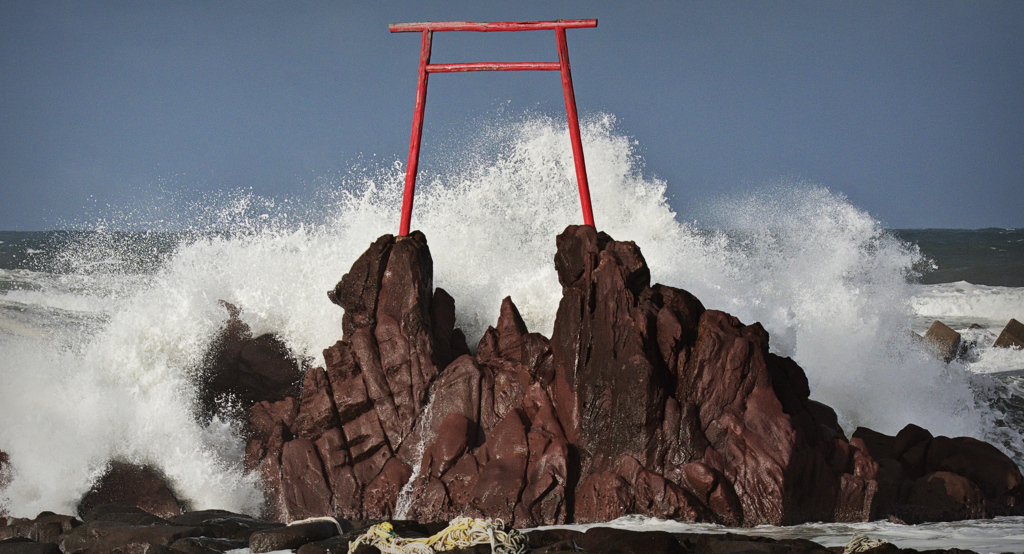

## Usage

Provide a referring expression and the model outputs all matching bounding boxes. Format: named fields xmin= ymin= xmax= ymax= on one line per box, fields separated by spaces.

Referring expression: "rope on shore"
xmin=347 ymin=517 xmax=528 ymax=554
xmin=843 ymin=533 xmax=891 ymax=554
xmin=288 ymin=515 xmax=346 ymax=536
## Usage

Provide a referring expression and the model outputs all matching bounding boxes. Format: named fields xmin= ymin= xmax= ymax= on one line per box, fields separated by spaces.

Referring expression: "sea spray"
xmin=688 ymin=185 xmax=983 ymax=439
xmin=0 ymin=113 xmax=1019 ymax=517
xmin=392 ymin=394 xmax=439 ymax=520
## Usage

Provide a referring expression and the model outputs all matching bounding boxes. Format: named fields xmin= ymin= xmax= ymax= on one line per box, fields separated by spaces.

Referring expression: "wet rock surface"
xmin=0 ymin=450 xmax=10 ymax=520
xmin=249 ymin=520 xmax=340 ymax=553
xmin=0 ymin=512 xmax=81 ymax=544
xmin=76 ymin=462 xmax=185 ymax=521
xmin=0 ymin=503 xmax=991 ymax=554
xmin=226 ymin=226 xmax=1024 ymax=529
xmin=196 ymin=301 xmax=306 ymax=422
xmin=851 ymin=425 xmax=1024 ymax=523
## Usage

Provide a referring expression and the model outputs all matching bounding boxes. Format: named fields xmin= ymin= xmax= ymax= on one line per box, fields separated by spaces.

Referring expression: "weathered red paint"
xmin=392 ymin=20 xmax=598 ymax=236
xmin=389 ymin=19 xmax=597 ymax=33
xmin=425 ymin=61 xmax=562 ymax=73
xmin=555 ymin=27 xmax=594 ymax=227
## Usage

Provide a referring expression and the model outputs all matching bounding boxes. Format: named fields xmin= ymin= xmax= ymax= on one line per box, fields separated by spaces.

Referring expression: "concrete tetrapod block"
xmin=924 ymin=320 xmax=962 ymax=363
xmin=994 ymin=318 xmax=1024 ymax=349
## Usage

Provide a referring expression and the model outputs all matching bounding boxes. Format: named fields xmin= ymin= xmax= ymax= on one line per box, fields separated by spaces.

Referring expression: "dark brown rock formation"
xmin=851 ymin=424 xmax=1024 ymax=523
xmin=245 ymin=232 xmax=469 ymax=522
xmin=197 ymin=302 xmax=305 ymax=421
xmin=76 ymin=462 xmax=184 ymax=520
xmin=238 ymin=226 xmax=1023 ymax=527
xmin=540 ymin=226 xmax=871 ymax=525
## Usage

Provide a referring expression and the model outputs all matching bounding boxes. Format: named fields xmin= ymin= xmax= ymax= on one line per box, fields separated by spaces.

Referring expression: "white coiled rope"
xmin=347 ymin=517 xmax=528 ymax=554
xmin=287 ymin=516 xmax=347 ymax=535
xmin=843 ymin=533 xmax=891 ymax=554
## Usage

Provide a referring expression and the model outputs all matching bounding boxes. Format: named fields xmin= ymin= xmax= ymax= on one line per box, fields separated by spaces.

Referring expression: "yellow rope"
xmin=347 ymin=517 xmax=528 ymax=554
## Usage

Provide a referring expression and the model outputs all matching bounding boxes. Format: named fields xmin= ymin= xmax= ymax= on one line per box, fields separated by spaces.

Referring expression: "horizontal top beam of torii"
xmin=388 ymin=19 xmax=597 ymax=33
xmin=388 ymin=19 xmax=598 ymax=236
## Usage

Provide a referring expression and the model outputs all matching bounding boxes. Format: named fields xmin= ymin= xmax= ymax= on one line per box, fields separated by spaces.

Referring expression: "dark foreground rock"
xmin=249 ymin=519 xmax=340 ymax=553
xmin=851 ymin=425 xmax=1024 ymax=523
xmin=0 ymin=512 xmax=80 ymax=544
xmin=77 ymin=462 xmax=185 ymax=520
xmin=0 ymin=503 xmax=995 ymax=554
xmin=168 ymin=509 xmax=283 ymax=541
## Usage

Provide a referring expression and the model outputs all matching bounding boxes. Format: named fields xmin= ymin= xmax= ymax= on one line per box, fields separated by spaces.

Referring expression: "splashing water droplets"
xmin=0 ymin=113 xmax=1015 ymax=517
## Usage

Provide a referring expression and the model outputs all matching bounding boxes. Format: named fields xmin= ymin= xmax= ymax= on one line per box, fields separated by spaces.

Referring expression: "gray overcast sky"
xmin=2 ymin=1 xmax=1022 ymax=230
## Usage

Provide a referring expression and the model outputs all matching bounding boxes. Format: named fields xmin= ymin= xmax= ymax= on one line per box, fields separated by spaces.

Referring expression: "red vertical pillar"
xmin=556 ymin=27 xmax=595 ymax=228
xmin=399 ymin=30 xmax=433 ymax=236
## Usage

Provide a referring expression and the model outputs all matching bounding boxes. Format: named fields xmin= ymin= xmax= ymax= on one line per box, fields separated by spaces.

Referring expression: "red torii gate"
xmin=389 ymin=19 xmax=598 ymax=236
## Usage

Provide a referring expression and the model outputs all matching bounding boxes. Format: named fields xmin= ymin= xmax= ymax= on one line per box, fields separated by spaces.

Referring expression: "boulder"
xmin=524 ymin=528 xmax=584 ymax=550
xmin=77 ymin=463 xmax=184 ymax=520
xmin=363 ymin=458 xmax=412 ymax=520
xmin=549 ymin=227 xmax=666 ymax=473
xmin=402 ymin=342 xmax=567 ymax=526
xmin=245 ymin=398 xmax=299 ymax=473
xmin=167 ymin=536 xmax=247 ymax=553
xmin=576 ymin=527 xmax=688 ymax=554
xmin=79 ymin=505 xmax=170 ymax=526
xmin=59 ymin=521 xmax=203 ymax=554
xmin=197 ymin=302 xmax=304 ymax=421
xmin=899 ymin=471 xmax=986 ymax=523
xmin=294 ymin=529 xmax=369 ymax=554
xmin=0 ymin=512 xmax=80 ymax=544
xmin=169 ymin=510 xmax=281 ymax=541
xmin=850 ymin=425 xmax=1024 ymax=521
xmin=926 ymin=436 xmax=1024 ymax=516
xmin=248 ymin=520 xmax=340 ymax=553
xmin=0 ymin=542 xmax=62 ymax=554
xmin=675 ymin=532 xmax=834 ymax=554
xmin=994 ymin=318 xmax=1024 ymax=349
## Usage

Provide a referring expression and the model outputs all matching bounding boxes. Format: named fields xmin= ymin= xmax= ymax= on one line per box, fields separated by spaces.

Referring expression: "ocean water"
xmin=1 ymin=115 xmax=1023 ymax=551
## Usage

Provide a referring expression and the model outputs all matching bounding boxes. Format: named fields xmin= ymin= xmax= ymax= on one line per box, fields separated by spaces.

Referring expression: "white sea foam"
xmin=0 ymin=113 xmax=1018 ymax=519
xmin=533 ymin=515 xmax=1024 ymax=554
xmin=912 ymin=281 xmax=1024 ymax=332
